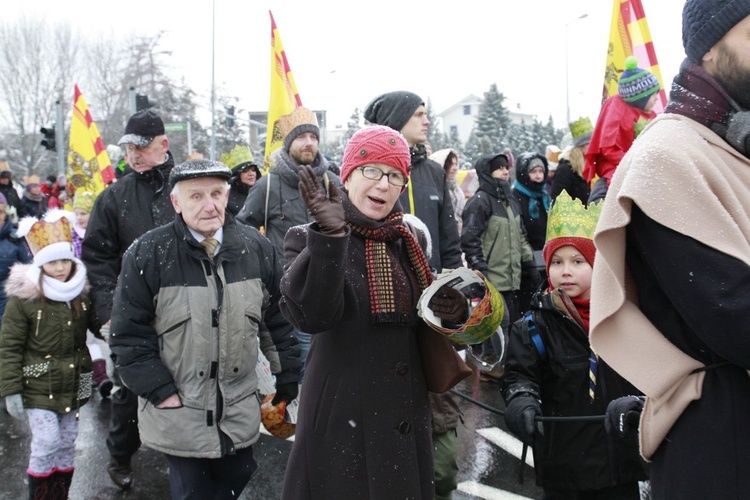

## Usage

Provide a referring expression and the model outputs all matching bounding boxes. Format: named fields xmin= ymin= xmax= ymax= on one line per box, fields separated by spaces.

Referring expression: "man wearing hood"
xmin=81 ymin=109 xmax=176 ymax=491
xmin=461 ymin=153 xmax=537 ymax=349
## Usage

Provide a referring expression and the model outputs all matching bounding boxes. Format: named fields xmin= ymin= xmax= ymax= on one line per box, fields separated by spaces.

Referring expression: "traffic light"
xmin=226 ymin=106 xmax=235 ymax=128
xmin=135 ymin=93 xmax=157 ymax=112
xmin=40 ymin=126 xmax=56 ymax=151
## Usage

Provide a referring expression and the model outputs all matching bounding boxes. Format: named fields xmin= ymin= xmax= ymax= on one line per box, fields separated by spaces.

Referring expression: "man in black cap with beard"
xmin=82 ymin=109 xmax=176 ymax=490
xmin=592 ymin=1 xmax=750 ymax=498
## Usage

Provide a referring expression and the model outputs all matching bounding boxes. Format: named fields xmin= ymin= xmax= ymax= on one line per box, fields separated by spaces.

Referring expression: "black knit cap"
xmin=118 ymin=110 xmax=165 ymax=147
xmin=489 ymin=154 xmax=509 ymax=172
xmin=169 ymin=159 xmax=232 ymax=188
xmin=364 ymin=91 xmax=424 ymax=132
xmin=683 ymin=0 xmax=750 ymax=62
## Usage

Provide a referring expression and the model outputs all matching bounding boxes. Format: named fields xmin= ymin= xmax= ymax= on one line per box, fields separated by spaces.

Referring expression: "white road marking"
xmin=476 ymin=427 xmax=534 ymax=468
xmin=457 ymin=480 xmax=534 ymax=499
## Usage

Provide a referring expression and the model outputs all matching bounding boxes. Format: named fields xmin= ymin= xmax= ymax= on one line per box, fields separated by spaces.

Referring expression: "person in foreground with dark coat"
xmin=502 ymin=191 xmax=646 ymax=498
xmin=110 ymin=159 xmax=299 ymax=499
xmin=591 ymin=1 xmax=750 ymax=498
xmin=279 ymin=126 xmax=468 ymax=499
xmin=365 ymin=91 xmax=465 ymax=499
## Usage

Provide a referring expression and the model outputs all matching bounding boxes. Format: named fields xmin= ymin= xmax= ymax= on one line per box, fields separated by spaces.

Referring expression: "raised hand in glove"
xmin=272 ymin=382 xmax=299 ymax=406
xmin=604 ymin=395 xmax=645 ymax=439
xmin=298 ymin=164 xmax=345 ymax=236
xmin=428 ymin=285 xmax=469 ymax=326
xmin=504 ymin=393 xmax=544 ymax=446
xmin=5 ymin=393 xmax=25 ymax=420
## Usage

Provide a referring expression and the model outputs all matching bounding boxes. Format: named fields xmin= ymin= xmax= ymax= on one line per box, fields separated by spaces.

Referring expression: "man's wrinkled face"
xmin=125 ymin=136 xmax=169 ymax=173
xmin=170 ymin=177 xmax=229 ymax=238
xmin=288 ymin=132 xmax=319 ymax=166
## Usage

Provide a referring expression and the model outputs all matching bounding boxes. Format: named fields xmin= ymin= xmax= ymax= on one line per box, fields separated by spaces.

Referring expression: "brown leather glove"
xmin=428 ymin=285 xmax=469 ymax=325
xmin=298 ymin=165 xmax=345 ymax=235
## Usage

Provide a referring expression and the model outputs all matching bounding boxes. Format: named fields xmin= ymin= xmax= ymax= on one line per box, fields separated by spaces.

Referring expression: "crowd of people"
xmin=0 ymin=1 xmax=748 ymax=498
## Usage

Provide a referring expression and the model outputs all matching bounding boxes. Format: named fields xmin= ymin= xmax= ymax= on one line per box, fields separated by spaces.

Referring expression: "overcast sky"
xmin=9 ymin=0 xmax=687 ymax=131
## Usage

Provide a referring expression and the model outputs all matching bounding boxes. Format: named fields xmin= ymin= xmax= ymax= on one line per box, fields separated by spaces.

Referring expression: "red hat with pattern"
xmin=340 ymin=126 xmax=411 ymax=185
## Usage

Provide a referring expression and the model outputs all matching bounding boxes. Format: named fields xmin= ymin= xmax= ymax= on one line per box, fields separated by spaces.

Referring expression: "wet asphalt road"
xmin=0 ymin=355 xmax=542 ymax=500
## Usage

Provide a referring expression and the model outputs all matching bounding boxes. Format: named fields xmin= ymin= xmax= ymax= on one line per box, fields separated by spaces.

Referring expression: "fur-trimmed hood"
xmin=4 ymin=263 xmax=89 ymax=301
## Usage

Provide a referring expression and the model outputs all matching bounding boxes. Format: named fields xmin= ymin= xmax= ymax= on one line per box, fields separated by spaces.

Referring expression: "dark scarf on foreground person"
xmin=665 ymin=58 xmax=750 ymax=158
xmin=342 ymin=190 xmax=433 ymax=325
xmin=275 ymin=149 xmax=329 ymax=188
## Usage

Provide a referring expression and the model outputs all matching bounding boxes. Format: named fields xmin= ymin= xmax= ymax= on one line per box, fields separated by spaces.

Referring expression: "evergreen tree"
xmin=426 ymin=98 xmax=445 ymax=152
xmin=474 ymin=83 xmax=511 ymax=156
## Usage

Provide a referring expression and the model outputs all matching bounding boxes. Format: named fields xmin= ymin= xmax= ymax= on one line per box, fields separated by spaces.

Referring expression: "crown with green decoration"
xmin=569 ymin=116 xmax=593 ymax=139
xmin=545 ymin=190 xmax=602 ymax=242
xmin=220 ymin=145 xmax=256 ymax=171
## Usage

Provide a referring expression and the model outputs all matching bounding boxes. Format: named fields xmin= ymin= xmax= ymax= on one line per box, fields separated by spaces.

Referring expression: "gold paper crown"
xmin=220 ymin=145 xmax=255 ymax=170
xmin=278 ymin=107 xmax=318 ymax=139
xmin=569 ymin=117 xmax=594 ymax=139
xmin=545 ymin=190 xmax=602 ymax=242
xmin=21 ymin=216 xmax=73 ymax=256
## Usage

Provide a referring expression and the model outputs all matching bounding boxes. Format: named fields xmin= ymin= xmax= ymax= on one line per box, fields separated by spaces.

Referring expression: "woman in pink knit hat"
xmin=280 ymin=125 xmax=469 ymax=499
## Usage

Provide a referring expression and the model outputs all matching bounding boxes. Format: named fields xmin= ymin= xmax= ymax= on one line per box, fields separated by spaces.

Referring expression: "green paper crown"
xmin=545 ymin=190 xmax=602 ymax=242
xmin=220 ymin=145 xmax=255 ymax=170
xmin=569 ymin=116 xmax=593 ymax=139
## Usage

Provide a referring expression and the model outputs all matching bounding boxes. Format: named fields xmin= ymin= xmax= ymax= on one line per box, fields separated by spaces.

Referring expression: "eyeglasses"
xmin=356 ymin=166 xmax=408 ymax=187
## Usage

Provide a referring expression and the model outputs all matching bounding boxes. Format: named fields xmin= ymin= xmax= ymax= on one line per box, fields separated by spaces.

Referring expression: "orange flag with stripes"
xmin=602 ymin=0 xmax=668 ymax=113
xmin=264 ymin=11 xmax=303 ymax=171
xmin=67 ymin=85 xmax=115 ymax=197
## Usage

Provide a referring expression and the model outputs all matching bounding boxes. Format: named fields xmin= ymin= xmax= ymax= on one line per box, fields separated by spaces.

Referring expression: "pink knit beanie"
xmin=340 ymin=125 xmax=411 ymax=184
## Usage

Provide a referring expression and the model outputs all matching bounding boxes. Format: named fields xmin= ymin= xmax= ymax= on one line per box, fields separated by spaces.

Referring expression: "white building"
xmin=436 ymin=94 xmax=537 ymax=144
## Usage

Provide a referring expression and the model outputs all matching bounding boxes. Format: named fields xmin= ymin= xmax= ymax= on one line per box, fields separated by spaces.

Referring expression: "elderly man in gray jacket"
xmin=110 ymin=159 xmax=300 ymax=499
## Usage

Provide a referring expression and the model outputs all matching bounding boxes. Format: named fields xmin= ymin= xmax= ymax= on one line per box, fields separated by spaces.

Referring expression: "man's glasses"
xmin=357 ymin=166 xmax=408 ymax=187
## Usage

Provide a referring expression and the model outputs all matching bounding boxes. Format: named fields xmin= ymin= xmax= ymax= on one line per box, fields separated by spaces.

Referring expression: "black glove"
xmin=298 ymin=164 xmax=345 ymax=235
xmin=271 ymin=382 xmax=299 ymax=406
xmin=521 ymin=262 xmax=543 ymax=289
xmin=604 ymin=395 xmax=645 ymax=439
xmin=504 ymin=393 xmax=544 ymax=446
xmin=428 ymin=285 xmax=469 ymax=325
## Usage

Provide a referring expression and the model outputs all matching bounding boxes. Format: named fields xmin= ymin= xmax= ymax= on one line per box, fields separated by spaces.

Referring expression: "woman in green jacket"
xmin=0 ymin=211 xmax=101 ymax=499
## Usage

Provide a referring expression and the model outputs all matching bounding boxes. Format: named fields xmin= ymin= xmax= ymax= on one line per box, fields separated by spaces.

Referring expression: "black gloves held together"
xmin=504 ymin=393 xmax=544 ymax=446
xmin=298 ymin=164 xmax=346 ymax=236
xmin=272 ymin=383 xmax=299 ymax=406
xmin=604 ymin=395 xmax=645 ymax=439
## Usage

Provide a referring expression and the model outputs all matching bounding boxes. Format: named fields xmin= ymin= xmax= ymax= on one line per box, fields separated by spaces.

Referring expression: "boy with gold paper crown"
xmin=501 ymin=191 xmax=647 ymax=498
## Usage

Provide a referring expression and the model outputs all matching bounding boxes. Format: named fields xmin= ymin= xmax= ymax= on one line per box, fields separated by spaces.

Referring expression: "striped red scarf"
xmin=345 ymin=206 xmax=433 ymax=325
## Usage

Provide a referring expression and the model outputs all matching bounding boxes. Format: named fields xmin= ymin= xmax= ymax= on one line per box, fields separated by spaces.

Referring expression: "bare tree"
xmin=0 ymin=17 xmax=80 ymax=177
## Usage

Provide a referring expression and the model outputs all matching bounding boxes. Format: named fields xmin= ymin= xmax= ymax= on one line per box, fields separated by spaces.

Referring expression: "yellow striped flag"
xmin=67 ymin=85 xmax=115 ymax=197
xmin=602 ymin=0 xmax=668 ymax=113
xmin=264 ymin=11 xmax=303 ymax=171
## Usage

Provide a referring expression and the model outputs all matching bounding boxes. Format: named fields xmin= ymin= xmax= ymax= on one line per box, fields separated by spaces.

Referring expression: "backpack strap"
xmin=524 ymin=312 xmax=547 ymax=359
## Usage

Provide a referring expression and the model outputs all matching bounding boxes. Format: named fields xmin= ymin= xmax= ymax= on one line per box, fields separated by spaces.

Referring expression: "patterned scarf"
xmin=666 ymin=58 xmax=750 ymax=158
xmin=343 ymin=193 xmax=433 ymax=325
xmin=512 ymin=180 xmax=551 ymax=219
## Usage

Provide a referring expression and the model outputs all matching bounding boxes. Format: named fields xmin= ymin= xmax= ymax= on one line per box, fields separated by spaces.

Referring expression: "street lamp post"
xmin=565 ymin=13 xmax=588 ymax=125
